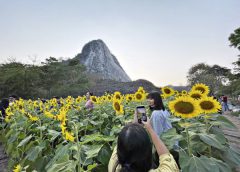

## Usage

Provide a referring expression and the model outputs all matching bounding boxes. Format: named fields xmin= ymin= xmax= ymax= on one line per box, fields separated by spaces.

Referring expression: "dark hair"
xmin=117 ymin=123 xmax=152 ymax=172
xmin=87 ymin=91 xmax=93 ymax=96
xmin=9 ymin=94 xmax=18 ymax=99
xmin=147 ymin=91 xmax=165 ymax=111
xmin=0 ymin=98 xmax=9 ymax=109
xmin=0 ymin=98 xmax=9 ymax=118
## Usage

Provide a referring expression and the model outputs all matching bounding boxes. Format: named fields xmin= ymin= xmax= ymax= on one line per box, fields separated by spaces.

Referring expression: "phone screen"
xmin=137 ymin=106 xmax=146 ymax=114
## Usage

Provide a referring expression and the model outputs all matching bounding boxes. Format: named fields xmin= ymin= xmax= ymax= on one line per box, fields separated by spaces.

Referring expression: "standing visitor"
xmin=9 ymin=95 xmax=18 ymax=106
xmin=222 ymin=95 xmax=229 ymax=112
xmin=85 ymin=91 xmax=94 ymax=110
xmin=0 ymin=98 xmax=9 ymax=120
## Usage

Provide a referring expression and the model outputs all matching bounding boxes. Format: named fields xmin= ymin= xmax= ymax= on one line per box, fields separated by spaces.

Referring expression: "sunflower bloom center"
xmin=200 ymin=101 xmax=214 ymax=110
xmin=136 ymin=94 xmax=142 ymax=100
xmin=174 ymin=101 xmax=194 ymax=114
xmin=191 ymin=94 xmax=201 ymax=99
xmin=114 ymin=102 xmax=121 ymax=111
xmin=164 ymin=89 xmax=171 ymax=94
xmin=196 ymin=87 xmax=205 ymax=93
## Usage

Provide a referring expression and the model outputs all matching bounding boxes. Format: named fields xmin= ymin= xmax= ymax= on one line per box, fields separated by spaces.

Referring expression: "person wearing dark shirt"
xmin=221 ymin=95 xmax=229 ymax=112
xmin=0 ymin=98 xmax=9 ymax=120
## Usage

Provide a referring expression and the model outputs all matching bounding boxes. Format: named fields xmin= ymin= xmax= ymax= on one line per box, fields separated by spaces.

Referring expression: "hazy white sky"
xmin=0 ymin=0 xmax=239 ymax=86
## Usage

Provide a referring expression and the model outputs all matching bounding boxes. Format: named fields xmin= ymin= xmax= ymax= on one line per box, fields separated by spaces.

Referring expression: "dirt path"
xmin=222 ymin=112 xmax=240 ymax=172
xmin=0 ymin=143 xmax=8 ymax=172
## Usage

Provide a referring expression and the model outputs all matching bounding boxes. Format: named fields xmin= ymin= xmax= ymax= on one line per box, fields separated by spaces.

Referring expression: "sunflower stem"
xmin=204 ymin=117 xmax=212 ymax=157
xmin=186 ymin=127 xmax=192 ymax=156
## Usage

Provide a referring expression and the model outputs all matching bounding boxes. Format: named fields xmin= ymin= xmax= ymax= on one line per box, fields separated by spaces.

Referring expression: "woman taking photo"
xmin=108 ymin=117 xmax=179 ymax=172
xmin=134 ymin=91 xmax=172 ymax=136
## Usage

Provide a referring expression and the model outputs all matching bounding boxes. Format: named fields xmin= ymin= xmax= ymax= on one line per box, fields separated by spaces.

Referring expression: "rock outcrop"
xmin=74 ymin=39 xmax=131 ymax=82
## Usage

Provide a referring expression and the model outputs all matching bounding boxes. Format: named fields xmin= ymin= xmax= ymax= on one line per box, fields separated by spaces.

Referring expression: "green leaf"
xmin=97 ymin=144 xmax=112 ymax=165
xmin=26 ymin=145 xmax=45 ymax=161
xmin=182 ymin=156 xmax=218 ymax=172
xmin=87 ymin=163 xmax=98 ymax=171
xmin=45 ymin=144 xmax=70 ymax=170
xmin=47 ymin=160 xmax=75 ymax=172
xmin=47 ymin=129 xmax=61 ymax=141
xmin=199 ymin=134 xmax=225 ymax=149
xmin=17 ymin=135 xmax=33 ymax=147
xmin=79 ymin=145 xmax=93 ymax=166
xmin=160 ymin=128 xmax=183 ymax=149
xmin=216 ymin=116 xmax=236 ymax=129
xmin=36 ymin=126 xmax=47 ymax=131
xmin=85 ymin=144 xmax=104 ymax=159
xmin=81 ymin=133 xmax=115 ymax=144
xmin=212 ymin=158 xmax=232 ymax=172
xmin=221 ymin=146 xmax=240 ymax=167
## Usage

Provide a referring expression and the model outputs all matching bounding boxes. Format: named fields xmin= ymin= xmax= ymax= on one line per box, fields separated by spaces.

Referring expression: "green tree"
xmin=0 ymin=57 xmax=89 ymax=99
xmin=0 ymin=62 xmax=41 ymax=99
xmin=229 ymin=27 xmax=240 ymax=51
xmin=187 ymin=63 xmax=230 ymax=94
xmin=227 ymin=27 xmax=240 ymax=97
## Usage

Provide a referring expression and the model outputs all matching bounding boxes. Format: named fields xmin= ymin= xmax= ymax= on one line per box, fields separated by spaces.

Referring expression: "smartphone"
xmin=136 ymin=106 xmax=147 ymax=123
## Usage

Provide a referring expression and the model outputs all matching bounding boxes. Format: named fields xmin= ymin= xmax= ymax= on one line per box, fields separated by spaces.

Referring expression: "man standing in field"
xmin=222 ymin=95 xmax=229 ymax=112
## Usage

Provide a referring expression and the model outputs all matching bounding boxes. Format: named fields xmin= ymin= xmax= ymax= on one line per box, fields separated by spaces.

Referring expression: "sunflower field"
xmin=0 ymin=85 xmax=240 ymax=172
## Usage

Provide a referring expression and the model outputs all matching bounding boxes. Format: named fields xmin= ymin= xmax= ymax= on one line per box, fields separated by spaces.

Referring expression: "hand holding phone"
xmin=136 ymin=106 xmax=147 ymax=123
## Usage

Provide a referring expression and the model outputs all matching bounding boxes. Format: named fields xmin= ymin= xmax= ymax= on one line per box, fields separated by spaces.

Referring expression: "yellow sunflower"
xmin=189 ymin=90 xmax=203 ymax=100
xmin=112 ymin=99 xmax=124 ymax=115
xmin=191 ymin=83 xmax=209 ymax=96
xmin=168 ymin=96 xmax=201 ymax=118
xmin=75 ymin=96 xmax=82 ymax=103
xmin=13 ymin=164 xmax=21 ymax=172
xmin=198 ymin=96 xmax=221 ymax=114
xmin=113 ymin=91 xmax=123 ymax=101
xmin=161 ymin=86 xmax=175 ymax=98
xmin=161 ymin=94 xmax=166 ymax=99
xmin=138 ymin=86 xmax=146 ymax=94
xmin=181 ymin=90 xmax=188 ymax=95
xmin=134 ymin=91 xmax=145 ymax=102
xmin=107 ymin=95 xmax=113 ymax=102
xmin=125 ymin=94 xmax=134 ymax=102
xmin=63 ymin=131 xmax=75 ymax=142
xmin=90 ymin=96 xmax=98 ymax=103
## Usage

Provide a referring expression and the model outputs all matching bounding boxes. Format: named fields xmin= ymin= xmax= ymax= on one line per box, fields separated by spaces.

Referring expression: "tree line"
xmin=187 ymin=27 xmax=240 ymax=97
xmin=0 ymin=57 xmax=89 ymax=99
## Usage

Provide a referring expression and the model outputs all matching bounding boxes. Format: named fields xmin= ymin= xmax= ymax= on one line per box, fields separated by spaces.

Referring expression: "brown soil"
xmin=222 ymin=112 xmax=240 ymax=172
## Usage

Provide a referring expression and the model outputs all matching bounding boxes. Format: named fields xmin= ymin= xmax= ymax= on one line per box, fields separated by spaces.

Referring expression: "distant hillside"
xmin=87 ymin=78 xmax=159 ymax=96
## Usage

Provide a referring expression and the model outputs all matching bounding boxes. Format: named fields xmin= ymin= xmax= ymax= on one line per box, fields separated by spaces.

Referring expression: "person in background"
xmin=0 ymin=98 xmax=9 ymax=120
xmin=108 ymin=118 xmax=179 ymax=172
xmin=9 ymin=95 xmax=18 ymax=106
xmin=222 ymin=95 xmax=229 ymax=112
xmin=85 ymin=91 xmax=94 ymax=110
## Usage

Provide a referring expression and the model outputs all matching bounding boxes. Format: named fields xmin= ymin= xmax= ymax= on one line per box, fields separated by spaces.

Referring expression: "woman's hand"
xmin=133 ymin=109 xmax=138 ymax=123
xmin=142 ymin=117 xmax=152 ymax=131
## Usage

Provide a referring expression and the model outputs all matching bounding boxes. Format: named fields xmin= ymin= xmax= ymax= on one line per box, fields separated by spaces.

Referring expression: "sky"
xmin=0 ymin=0 xmax=239 ymax=86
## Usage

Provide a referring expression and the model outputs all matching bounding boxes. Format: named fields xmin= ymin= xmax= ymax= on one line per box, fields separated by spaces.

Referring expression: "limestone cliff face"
xmin=75 ymin=39 xmax=131 ymax=82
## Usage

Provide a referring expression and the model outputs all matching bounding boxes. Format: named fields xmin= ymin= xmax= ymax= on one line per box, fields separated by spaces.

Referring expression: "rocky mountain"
xmin=74 ymin=39 xmax=131 ymax=82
